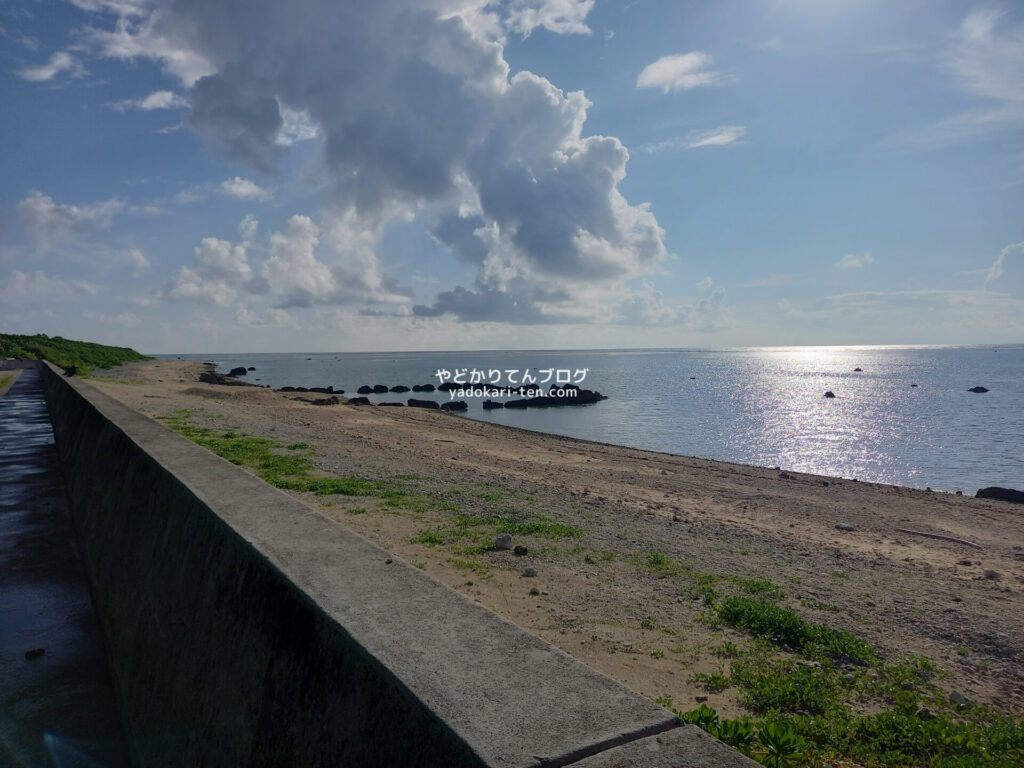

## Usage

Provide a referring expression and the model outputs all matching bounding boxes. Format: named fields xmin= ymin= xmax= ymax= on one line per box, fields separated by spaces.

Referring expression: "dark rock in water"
xmin=347 ymin=396 xmax=371 ymax=405
xmin=911 ymin=383 xmax=918 ymax=387
xmin=227 ymin=366 xmax=248 ymax=377
xmin=372 ymin=384 xmax=389 ymax=394
xmin=412 ymin=383 xmax=436 ymax=392
xmin=437 ymin=381 xmax=461 ymax=392
xmin=501 ymin=388 xmax=608 ymax=409
xmin=63 ymin=365 xmax=78 ymax=377
xmin=377 ymin=401 xmax=404 ymax=407
xmin=357 ymin=385 xmax=373 ymax=394
xmin=247 ymin=366 xmax=255 ymax=371
xmin=199 ymin=371 xmax=255 ymax=387
xmin=824 ymin=390 xmax=836 ymax=398
xmin=976 ymin=487 xmax=1024 ymax=504
xmin=853 ymin=367 xmax=863 ymax=372
xmin=24 ymin=648 xmax=45 ymax=660
xmin=482 ymin=399 xmax=504 ymax=410
xmin=390 ymin=385 xmax=411 ymax=393
xmin=408 ymin=398 xmax=440 ymax=409
xmin=967 ymin=386 xmax=989 ymax=393
xmin=689 ymin=376 xmax=696 ymax=380
xmin=310 ymin=396 xmax=340 ymax=406
xmin=441 ymin=400 xmax=468 ymax=411
xmin=308 ymin=386 xmax=334 ymax=394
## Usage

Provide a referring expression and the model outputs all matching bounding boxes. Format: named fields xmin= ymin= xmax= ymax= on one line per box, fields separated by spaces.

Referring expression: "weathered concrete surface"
xmin=0 ymin=367 xmax=129 ymax=767
xmin=39 ymin=361 xmax=753 ymax=767
xmin=570 ymin=726 xmax=760 ymax=767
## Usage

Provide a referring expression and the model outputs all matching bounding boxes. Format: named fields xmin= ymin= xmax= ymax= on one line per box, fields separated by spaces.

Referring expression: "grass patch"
xmin=637 ymin=552 xmax=785 ymax=605
xmin=411 ymin=511 xmax=582 ymax=551
xmin=731 ymin=657 xmax=841 ymax=716
xmin=0 ymin=375 xmax=12 ymax=389
xmin=674 ymin=671 xmax=1024 ymax=768
xmin=446 ymin=556 xmax=492 ymax=577
xmin=159 ymin=411 xmax=427 ymax=507
xmin=711 ymin=640 xmax=743 ymax=659
xmin=668 ymin=603 xmax=1024 ymax=767
xmin=690 ymin=672 xmax=732 ymax=693
xmin=717 ymin=596 xmax=876 ymax=665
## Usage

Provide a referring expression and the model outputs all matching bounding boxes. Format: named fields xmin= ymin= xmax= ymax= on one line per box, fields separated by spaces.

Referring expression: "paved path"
xmin=0 ymin=368 xmax=129 ymax=768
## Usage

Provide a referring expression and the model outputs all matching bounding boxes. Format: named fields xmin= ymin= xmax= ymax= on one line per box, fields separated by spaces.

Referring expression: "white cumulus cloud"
xmin=220 ymin=177 xmax=272 ymax=201
xmin=835 ymin=252 xmax=875 ymax=269
xmin=82 ymin=0 xmax=666 ymax=324
xmin=505 ymin=0 xmax=595 ymax=37
xmin=123 ymin=247 xmax=150 ymax=276
xmin=17 ymin=51 xmax=85 ymax=82
xmin=238 ymin=214 xmax=259 ymax=241
xmin=17 ymin=190 xmax=124 ymax=250
xmin=262 ymin=215 xmax=336 ymax=302
xmin=0 ymin=270 xmax=98 ymax=303
xmin=109 ymin=89 xmax=188 ymax=111
xmin=637 ymin=52 xmax=728 ymax=93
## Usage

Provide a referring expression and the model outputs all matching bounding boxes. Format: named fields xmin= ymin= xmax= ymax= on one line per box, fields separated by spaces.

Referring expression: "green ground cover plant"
xmin=0 ymin=333 xmax=150 ymax=374
xmin=159 ymin=411 xmax=422 ymax=506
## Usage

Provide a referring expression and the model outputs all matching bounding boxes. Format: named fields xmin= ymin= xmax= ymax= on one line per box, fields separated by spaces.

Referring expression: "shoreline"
xmin=86 ymin=360 xmax=1024 ymax=730
xmin=164 ymin=349 xmax=1021 ymax=495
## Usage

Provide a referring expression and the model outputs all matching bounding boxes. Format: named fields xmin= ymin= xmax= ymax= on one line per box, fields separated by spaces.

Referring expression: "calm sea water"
xmin=162 ymin=346 xmax=1024 ymax=493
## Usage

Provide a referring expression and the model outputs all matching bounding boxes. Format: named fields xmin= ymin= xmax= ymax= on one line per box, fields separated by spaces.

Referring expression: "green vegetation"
xmin=636 ymin=547 xmax=1023 ymax=765
xmin=159 ymin=411 xmax=424 ymax=506
xmin=411 ymin=511 xmax=582 ymax=552
xmin=162 ymin=410 xmax=580 ymax=558
xmin=717 ymin=596 xmax=876 ymax=665
xmin=638 ymin=550 xmax=785 ymax=605
xmin=0 ymin=375 xmax=12 ymax=389
xmin=659 ymin=593 xmax=1023 ymax=766
xmin=690 ymin=671 xmax=731 ymax=692
xmin=677 ymin=694 xmax=1024 ymax=768
xmin=0 ymin=333 xmax=149 ymax=374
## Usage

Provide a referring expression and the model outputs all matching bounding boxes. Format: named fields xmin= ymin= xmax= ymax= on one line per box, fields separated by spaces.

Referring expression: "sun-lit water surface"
xmin=163 ymin=346 xmax=1023 ymax=493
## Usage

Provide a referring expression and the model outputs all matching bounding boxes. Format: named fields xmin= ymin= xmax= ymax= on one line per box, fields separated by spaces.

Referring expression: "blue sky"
xmin=1 ymin=0 xmax=1022 ymax=353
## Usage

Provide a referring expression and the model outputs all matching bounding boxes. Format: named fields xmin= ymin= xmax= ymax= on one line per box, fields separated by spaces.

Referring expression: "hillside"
xmin=0 ymin=333 xmax=150 ymax=374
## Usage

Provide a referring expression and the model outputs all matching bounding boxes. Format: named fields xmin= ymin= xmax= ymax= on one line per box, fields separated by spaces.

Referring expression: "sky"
xmin=1 ymin=0 xmax=1022 ymax=353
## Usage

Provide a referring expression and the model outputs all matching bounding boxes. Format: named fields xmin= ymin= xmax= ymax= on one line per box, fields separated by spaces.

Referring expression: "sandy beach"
xmin=87 ymin=360 xmax=1024 ymax=720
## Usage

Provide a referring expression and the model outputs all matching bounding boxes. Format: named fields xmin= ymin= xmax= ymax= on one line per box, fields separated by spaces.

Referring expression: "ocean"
xmin=161 ymin=346 xmax=1024 ymax=494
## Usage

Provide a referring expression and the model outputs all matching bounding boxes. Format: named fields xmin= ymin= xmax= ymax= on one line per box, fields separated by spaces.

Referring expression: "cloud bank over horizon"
xmin=72 ymin=0 xmax=674 ymax=327
xmin=2 ymin=0 xmax=1022 ymax=350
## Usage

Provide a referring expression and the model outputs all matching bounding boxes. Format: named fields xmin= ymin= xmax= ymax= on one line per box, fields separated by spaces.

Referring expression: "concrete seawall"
xmin=39 ymin=362 xmax=754 ymax=768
